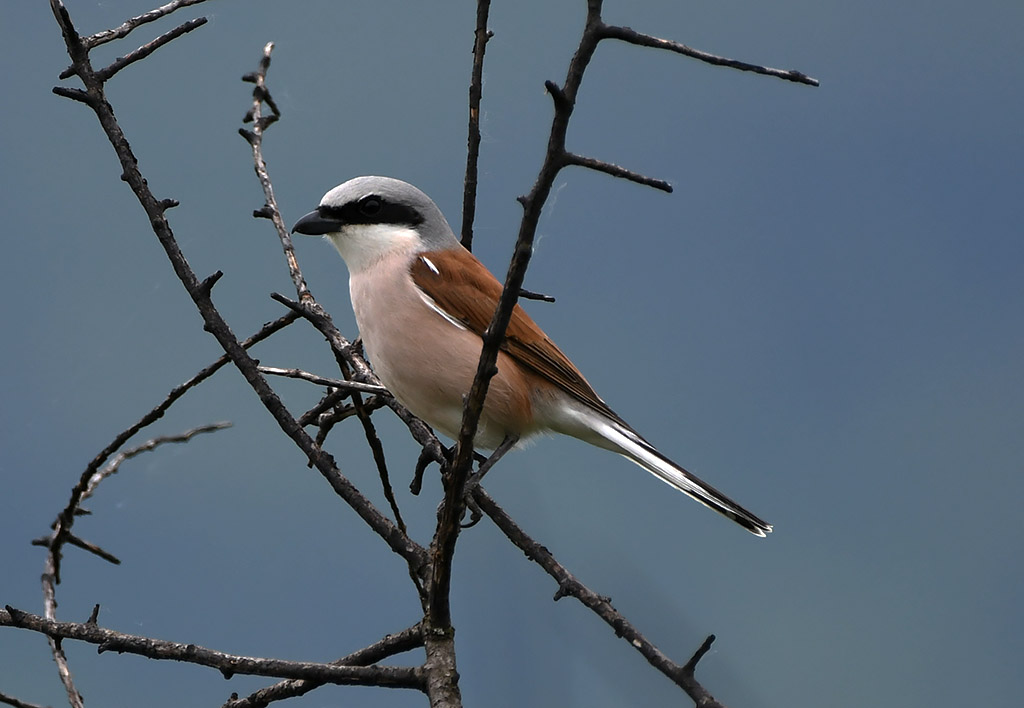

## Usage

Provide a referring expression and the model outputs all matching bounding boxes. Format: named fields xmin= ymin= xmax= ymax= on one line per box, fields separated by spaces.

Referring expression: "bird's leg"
xmin=461 ymin=434 xmax=518 ymax=528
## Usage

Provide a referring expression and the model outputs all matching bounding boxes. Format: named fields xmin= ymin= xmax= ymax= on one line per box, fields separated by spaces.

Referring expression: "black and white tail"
xmin=594 ymin=417 xmax=772 ymax=537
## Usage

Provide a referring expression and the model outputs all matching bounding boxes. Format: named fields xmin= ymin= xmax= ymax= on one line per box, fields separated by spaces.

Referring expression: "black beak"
xmin=291 ymin=210 xmax=342 ymax=235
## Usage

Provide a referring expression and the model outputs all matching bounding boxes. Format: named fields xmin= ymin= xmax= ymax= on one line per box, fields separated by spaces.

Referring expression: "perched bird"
xmin=293 ymin=176 xmax=771 ymax=536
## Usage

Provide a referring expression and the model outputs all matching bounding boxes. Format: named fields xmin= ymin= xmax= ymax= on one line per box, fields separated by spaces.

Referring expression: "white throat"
xmin=326 ymin=223 xmax=421 ymax=274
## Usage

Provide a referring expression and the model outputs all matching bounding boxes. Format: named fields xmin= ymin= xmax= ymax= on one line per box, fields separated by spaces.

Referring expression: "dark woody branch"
xmin=0 ymin=690 xmax=51 ymax=708
xmin=37 ymin=421 xmax=231 ymax=708
xmin=600 ymin=23 xmax=819 ymax=86
xmin=459 ymin=0 xmax=492 ymax=251
xmin=222 ymin=623 xmax=426 ymax=708
xmin=83 ymin=0 xmax=209 ymax=49
xmin=94 ymin=17 xmax=207 ymax=81
xmin=472 ymin=487 xmax=726 ymax=707
xmin=44 ymin=311 xmax=297 ymax=587
xmin=258 ymin=365 xmax=389 ymax=395
xmin=0 ymin=607 xmax=425 ymax=691
xmin=563 ymin=151 xmax=673 ymax=192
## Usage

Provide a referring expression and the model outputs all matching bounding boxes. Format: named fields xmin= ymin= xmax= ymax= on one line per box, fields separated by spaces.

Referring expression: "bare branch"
xmin=298 ymin=392 xmax=387 ymax=432
xmin=94 ymin=17 xmax=207 ymax=82
xmin=51 ymin=86 xmax=94 ymax=105
xmin=48 ymin=636 xmax=80 ymax=708
xmin=257 ymin=366 xmax=389 ymax=395
xmin=56 ymin=533 xmax=121 ymax=566
xmin=472 ymin=487 xmax=727 ymax=707
xmin=459 ymin=0 xmax=492 ymax=251
xmin=38 ymin=420 xmax=230 ymax=708
xmin=46 ymin=310 xmax=298 ymax=580
xmin=563 ymin=151 xmax=672 ymax=192
xmin=239 ymin=43 xmax=308 ymax=301
xmin=0 ymin=607 xmax=425 ymax=691
xmin=0 ymin=692 xmax=52 ymax=708
xmin=518 ymin=287 xmax=556 ymax=303
xmin=32 ymin=533 xmax=119 ymax=565
xmin=426 ymin=0 xmax=609 ymax=637
xmin=269 ymin=294 xmax=447 ymax=473
xmin=70 ymin=423 xmax=231 ymax=519
xmin=223 ymin=623 xmax=425 ymax=708
xmin=599 ymin=23 xmax=819 ymax=86
xmin=83 ymin=0 xmax=209 ymax=49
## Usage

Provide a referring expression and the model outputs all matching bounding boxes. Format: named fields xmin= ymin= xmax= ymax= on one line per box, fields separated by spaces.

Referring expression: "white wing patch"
xmin=418 ymin=290 xmax=469 ymax=331
xmin=419 ymin=255 xmax=441 ymax=275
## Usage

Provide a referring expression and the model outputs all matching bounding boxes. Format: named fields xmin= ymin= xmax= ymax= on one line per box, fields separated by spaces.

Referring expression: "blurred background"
xmin=2 ymin=1 xmax=1022 ymax=706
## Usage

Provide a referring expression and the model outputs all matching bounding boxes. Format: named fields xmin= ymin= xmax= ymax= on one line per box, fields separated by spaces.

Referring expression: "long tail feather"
xmin=594 ymin=418 xmax=772 ymax=537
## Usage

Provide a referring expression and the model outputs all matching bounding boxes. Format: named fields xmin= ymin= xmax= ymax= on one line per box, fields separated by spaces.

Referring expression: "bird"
xmin=292 ymin=176 xmax=771 ymax=536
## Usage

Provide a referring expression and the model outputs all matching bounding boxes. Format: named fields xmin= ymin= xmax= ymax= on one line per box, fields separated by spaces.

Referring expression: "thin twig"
xmin=222 ymin=623 xmax=425 ymax=708
xmin=94 ymin=17 xmax=207 ymax=82
xmin=0 ymin=691 xmax=52 ymax=708
xmin=427 ymin=0 xmax=608 ymax=636
xmin=257 ymin=366 xmax=389 ymax=395
xmin=0 ymin=607 xmax=425 ymax=690
xmin=269 ymin=292 xmax=443 ymax=532
xmin=298 ymin=388 xmax=351 ymax=426
xmin=46 ymin=311 xmax=298 ymax=586
xmin=239 ymin=42 xmax=308 ymax=301
xmin=518 ymin=287 xmax=556 ymax=303
xmin=39 ymin=419 xmax=229 ymax=708
xmin=472 ymin=486 xmax=726 ymax=707
xmin=240 ymin=47 xmax=412 ymax=538
xmin=599 ymin=23 xmax=820 ymax=86
xmin=41 ymin=421 xmax=229 ymax=580
xmin=84 ymin=0 xmax=209 ymax=49
xmin=459 ymin=0 xmax=492 ymax=251
xmin=59 ymin=533 xmax=121 ymax=566
xmin=563 ymin=151 xmax=673 ymax=192
xmin=299 ymin=392 xmax=386 ymax=429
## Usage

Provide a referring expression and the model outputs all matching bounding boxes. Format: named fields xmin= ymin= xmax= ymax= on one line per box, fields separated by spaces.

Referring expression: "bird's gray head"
xmin=292 ymin=176 xmax=458 ymax=272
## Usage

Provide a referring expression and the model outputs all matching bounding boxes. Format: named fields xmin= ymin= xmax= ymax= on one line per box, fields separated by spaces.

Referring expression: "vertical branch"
xmin=420 ymin=10 xmax=611 ymax=708
xmin=428 ymin=0 xmax=607 ymax=628
xmin=459 ymin=0 xmax=492 ymax=251
xmin=240 ymin=42 xmax=309 ymax=301
xmin=240 ymin=45 xmax=413 ymax=539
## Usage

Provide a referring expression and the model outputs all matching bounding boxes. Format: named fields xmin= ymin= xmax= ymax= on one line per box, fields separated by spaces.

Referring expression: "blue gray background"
xmin=3 ymin=1 xmax=1022 ymax=706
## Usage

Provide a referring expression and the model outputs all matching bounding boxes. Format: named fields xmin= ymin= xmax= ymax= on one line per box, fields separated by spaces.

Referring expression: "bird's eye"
xmin=358 ymin=196 xmax=382 ymax=216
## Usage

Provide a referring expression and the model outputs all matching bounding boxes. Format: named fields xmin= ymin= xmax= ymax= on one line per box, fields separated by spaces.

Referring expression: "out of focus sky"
xmin=2 ymin=1 xmax=1022 ymax=707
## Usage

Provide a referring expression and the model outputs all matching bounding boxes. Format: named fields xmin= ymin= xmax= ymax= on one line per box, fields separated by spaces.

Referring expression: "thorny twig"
xmin=473 ymin=487 xmax=727 ymax=706
xmin=257 ymin=365 xmax=389 ymax=395
xmin=40 ymin=423 xmax=230 ymax=708
xmin=459 ymin=0 xmax=492 ymax=251
xmin=222 ymin=623 xmax=426 ymax=708
xmin=239 ymin=43 xmax=415 ymax=540
xmin=0 ymin=607 xmax=425 ymax=690
xmin=0 ymin=691 xmax=52 ymax=708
